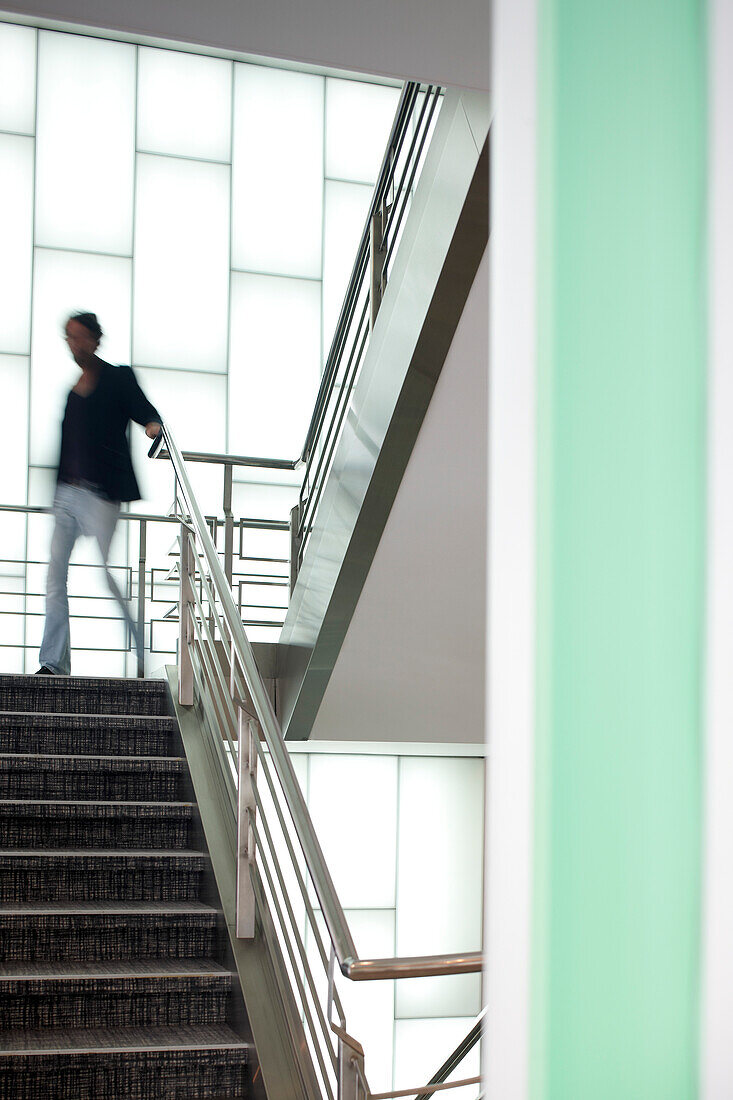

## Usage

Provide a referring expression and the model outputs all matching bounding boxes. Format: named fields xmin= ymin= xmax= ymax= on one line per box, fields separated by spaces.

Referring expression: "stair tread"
xmin=0 ymin=901 xmax=217 ymax=914
xmin=0 ymin=675 xmax=166 ymax=687
xmin=0 ymin=959 xmax=229 ymax=980
xmin=0 ymin=711 xmax=176 ymax=722
xmin=0 ymin=800 xmax=194 ymax=807
xmin=0 ymin=1024 xmax=248 ymax=1055
xmin=0 ymin=754 xmax=184 ymax=763
xmin=0 ymin=849 xmax=206 ymax=857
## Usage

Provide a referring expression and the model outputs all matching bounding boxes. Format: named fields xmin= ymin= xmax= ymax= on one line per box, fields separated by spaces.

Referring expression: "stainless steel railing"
xmin=150 ymin=440 xmax=294 ymax=596
xmin=0 ymin=491 xmax=289 ymax=674
xmin=164 ymin=421 xmax=482 ymax=1098
xmin=294 ymin=80 xmax=443 ymax=577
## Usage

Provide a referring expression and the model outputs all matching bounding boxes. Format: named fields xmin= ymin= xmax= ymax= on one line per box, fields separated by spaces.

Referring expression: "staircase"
xmin=0 ymin=674 xmax=251 ymax=1099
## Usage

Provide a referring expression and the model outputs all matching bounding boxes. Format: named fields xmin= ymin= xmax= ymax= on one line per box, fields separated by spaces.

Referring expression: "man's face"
xmin=65 ymin=319 xmax=98 ymax=366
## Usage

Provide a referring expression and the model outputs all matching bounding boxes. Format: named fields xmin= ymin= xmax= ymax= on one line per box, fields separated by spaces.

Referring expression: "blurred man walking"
xmin=37 ymin=312 xmax=162 ymax=677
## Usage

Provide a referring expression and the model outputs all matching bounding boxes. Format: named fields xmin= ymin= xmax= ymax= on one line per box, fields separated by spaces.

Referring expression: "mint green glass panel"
xmin=534 ymin=2 xmax=705 ymax=1098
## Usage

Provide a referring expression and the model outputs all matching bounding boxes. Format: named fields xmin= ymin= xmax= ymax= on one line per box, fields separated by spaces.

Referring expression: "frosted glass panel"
xmin=232 ymin=65 xmax=323 ymax=278
xmin=237 ymin=527 xmax=288 ymax=561
xmin=336 ymin=910 xmax=395 ymax=1093
xmin=133 ymin=154 xmax=229 ymax=372
xmin=27 ymin=465 xmax=57 ymax=509
xmin=0 ymin=513 xmax=27 ymax=568
xmin=0 ymin=135 xmax=33 ymax=354
xmin=323 ymin=180 xmax=372 ymax=352
xmin=325 ymin=79 xmax=400 ymax=184
xmin=0 ymin=598 xmax=24 ymax=646
xmin=247 ymin=625 xmax=281 ymax=643
xmin=308 ymin=755 xmax=397 ymax=908
xmin=68 ymin=648 xmax=126 ymax=678
xmin=128 ymin=429 xmax=176 ymax=518
xmin=395 ymin=971 xmax=481 ymax=1021
xmin=137 ymin=47 xmax=232 ymax=161
xmin=129 ymin=426 xmax=223 ymax=518
xmin=0 ymin=357 xmax=29 ymax=504
xmin=394 ymin=1018 xmax=479 ymax=1099
xmin=395 ymin=758 xmax=484 ymax=1019
xmin=231 ymin=480 xmax=300 ymax=522
xmin=25 ymin=604 xmax=127 ymax=652
xmin=0 ymin=23 xmax=36 ymax=134
xmin=0 ymin=649 xmax=24 ymax=674
xmin=129 ymin=368 xmax=226 ymax=515
xmin=229 ymin=273 xmax=320 ymax=458
xmin=30 ymin=249 xmax=132 ymax=466
xmin=0 ymin=517 xmax=28 ymax=673
xmin=133 ymin=368 xmax=226 ymax=451
xmin=35 ymin=32 xmax=134 ymax=253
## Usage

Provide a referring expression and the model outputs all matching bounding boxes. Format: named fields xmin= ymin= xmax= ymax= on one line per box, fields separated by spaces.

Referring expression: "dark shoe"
xmin=35 ymin=666 xmax=56 ymax=675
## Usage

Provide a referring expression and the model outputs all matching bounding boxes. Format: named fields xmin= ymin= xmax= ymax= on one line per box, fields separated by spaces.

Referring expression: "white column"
xmin=484 ymin=0 xmax=537 ymax=1095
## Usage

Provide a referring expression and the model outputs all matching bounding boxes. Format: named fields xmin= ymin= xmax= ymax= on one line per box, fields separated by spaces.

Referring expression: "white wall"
xmin=1 ymin=0 xmax=490 ymax=91
xmin=309 ymin=245 xmax=488 ymax=744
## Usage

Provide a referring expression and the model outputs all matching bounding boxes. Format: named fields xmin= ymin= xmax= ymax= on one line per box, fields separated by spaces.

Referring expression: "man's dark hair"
xmin=67 ymin=312 xmax=103 ymax=342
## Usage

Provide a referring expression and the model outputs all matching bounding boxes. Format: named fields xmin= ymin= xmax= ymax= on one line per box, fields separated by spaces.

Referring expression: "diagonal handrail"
xmin=165 ymin=421 xmax=482 ymax=983
xmin=294 ymin=80 xmax=444 ymax=575
xmin=298 ymin=82 xmax=420 ymax=467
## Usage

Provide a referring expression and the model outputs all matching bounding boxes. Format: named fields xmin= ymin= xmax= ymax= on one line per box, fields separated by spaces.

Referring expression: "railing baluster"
xmin=136 ymin=517 xmax=146 ymax=678
xmin=223 ymin=462 xmax=234 ymax=586
xmin=236 ymin=705 xmax=256 ymax=938
xmin=178 ymin=524 xmax=194 ymax=706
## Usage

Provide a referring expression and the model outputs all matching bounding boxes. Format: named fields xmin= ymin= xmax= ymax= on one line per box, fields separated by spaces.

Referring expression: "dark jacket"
xmin=57 ymin=361 xmax=162 ymax=503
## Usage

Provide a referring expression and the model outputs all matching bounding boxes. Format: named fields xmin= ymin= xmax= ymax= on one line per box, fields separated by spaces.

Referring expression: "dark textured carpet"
xmin=0 ymin=675 xmax=249 ymax=1098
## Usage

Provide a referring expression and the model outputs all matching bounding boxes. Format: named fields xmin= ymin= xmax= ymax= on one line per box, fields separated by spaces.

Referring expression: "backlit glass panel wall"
xmin=0 ymin=17 xmax=399 ymax=674
xmin=293 ymin=744 xmax=485 ymax=1096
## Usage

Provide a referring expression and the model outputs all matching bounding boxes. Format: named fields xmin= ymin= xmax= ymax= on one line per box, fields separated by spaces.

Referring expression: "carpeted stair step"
xmin=0 ymin=674 xmax=254 ymax=1098
xmin=0 ymin=755 xmax=187 ymax=801
xmin=0 ymin=713 xmax=178 ymax=757
xmin=0 ymin=802 xmax=194 ymax=850
xmin=0 ymin=851 xmax=207 ymax=902
xmin=0 ymin=675 xmax=170 ymax=717
xmin=0 ymin=902 xmax=220 ymax=962
xmin=0 ymin=960 xmax=232 ymax=1030
xmin=0 ymin=1024 xmax=249 ymax=1099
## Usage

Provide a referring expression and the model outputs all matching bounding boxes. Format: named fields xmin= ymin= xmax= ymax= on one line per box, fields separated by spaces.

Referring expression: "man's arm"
xmin=121 ymin=366 xmax=162 ymax=438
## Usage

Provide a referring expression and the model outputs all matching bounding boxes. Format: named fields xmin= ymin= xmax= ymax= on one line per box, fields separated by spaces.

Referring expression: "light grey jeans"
xmin=39 ymin=482 xmax=141 ymax=675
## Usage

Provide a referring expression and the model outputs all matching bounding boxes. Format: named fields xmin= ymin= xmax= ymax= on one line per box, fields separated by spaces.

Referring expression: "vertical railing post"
xmin=236 ymin=706 xmax=257 ymax=938
xmin=178 ymin=524 xmax=194 ymax=706
xmin=223 ymin=462 xmax=234 ymax=587
xmin=136 ymin=518 xmax=146 ymax=679
xmin=334 ymin=1026 xmax=367 ymax=1100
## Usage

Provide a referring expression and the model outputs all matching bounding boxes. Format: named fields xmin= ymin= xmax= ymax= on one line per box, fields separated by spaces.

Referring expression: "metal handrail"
xmin=165 ymin=420 xmax=482 ymax=986
xmin=0 ymin=497 xmax=288 ymax=673
xmin=298 ymin=82 xmax=419 ymax=464
xmin=294 ymin=81 xmax=443 ymax=574
xmin=155 ymin=447 xmax=299 ymax=471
